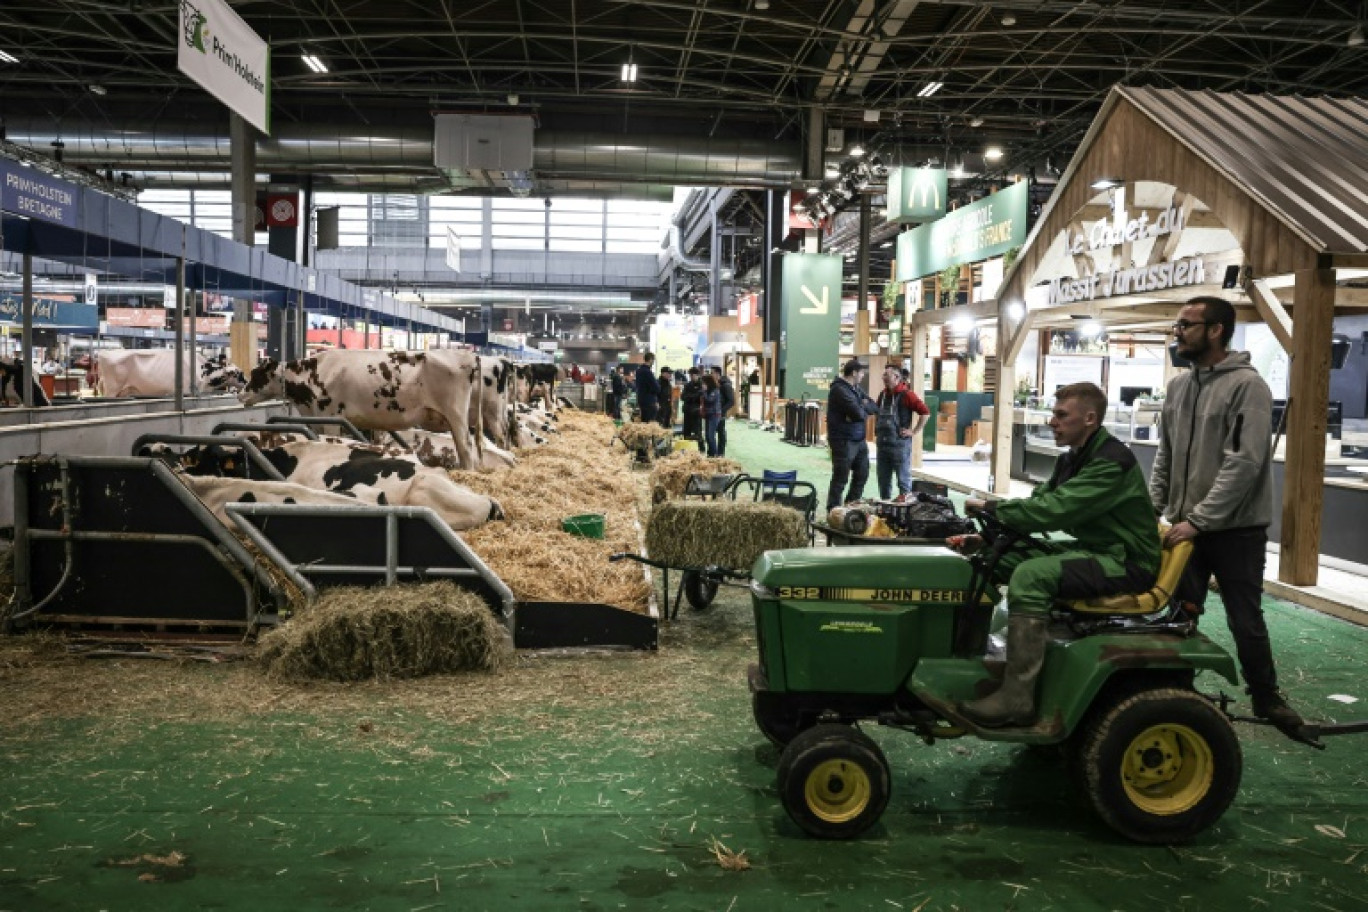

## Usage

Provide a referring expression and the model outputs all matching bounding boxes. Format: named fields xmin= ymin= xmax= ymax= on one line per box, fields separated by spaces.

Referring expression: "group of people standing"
xmin=824 ymin=358 xmax=930 ymax=514
xmin=603 ymin=353 xmax=735 ymax=458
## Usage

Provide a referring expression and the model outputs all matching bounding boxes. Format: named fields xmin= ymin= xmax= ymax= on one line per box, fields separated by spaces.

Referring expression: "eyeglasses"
xmin=1171 ymin=319 xmax=1211 ymax=333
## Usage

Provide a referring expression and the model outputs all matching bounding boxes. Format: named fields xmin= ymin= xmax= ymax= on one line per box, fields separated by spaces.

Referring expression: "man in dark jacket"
xmin=634 ymin=352 xmax=659 ymax=422
xmin=825 ymin=359 xmax=879 ymax=513
xmin=712 ymin=366 xmax=735 ymax=456
xmin=657 ymin=367 xmax=674 ymax=429
xmin=680 ymin=367 xmax=703 ymax=443
xmin=607 ymin=364 xmax=627 ymax=419
xmin=951 ymin=382 xmax=1161 ymax=728
xmin=1150 ymin=295 xmax=1302 ymax=735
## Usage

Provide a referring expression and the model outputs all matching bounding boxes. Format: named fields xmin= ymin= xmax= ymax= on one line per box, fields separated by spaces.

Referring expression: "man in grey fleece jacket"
xmin=1150 ymin=295 xmax=1303 ymax=735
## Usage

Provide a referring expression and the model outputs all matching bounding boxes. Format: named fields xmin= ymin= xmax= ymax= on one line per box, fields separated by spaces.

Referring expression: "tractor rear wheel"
xmin=682 ymin=570 xmax=719 ymax=610
xmin=777 ymin=724 xmax=890 ymax=839
xmin=1078 ymin=687 xmax=1241 ymax=844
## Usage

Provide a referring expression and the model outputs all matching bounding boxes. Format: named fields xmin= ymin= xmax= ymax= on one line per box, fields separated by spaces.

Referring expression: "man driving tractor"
xmin=950 ymin=381 xmax=1161 ymax=728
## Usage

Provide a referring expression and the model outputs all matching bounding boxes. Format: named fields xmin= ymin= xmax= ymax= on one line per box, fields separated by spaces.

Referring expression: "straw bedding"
xmin=450 ymin=410 xmax=651 ymax=612
xmin=645 ymin=500 xmax=810 ymax=571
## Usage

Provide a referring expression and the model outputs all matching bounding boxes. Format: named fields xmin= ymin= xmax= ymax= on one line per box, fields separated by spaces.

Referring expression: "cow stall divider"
xmin=4 ymin=453 xmax=658 ymax=650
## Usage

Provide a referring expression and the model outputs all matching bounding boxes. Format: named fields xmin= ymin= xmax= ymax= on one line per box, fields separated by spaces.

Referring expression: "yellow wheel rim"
xmin=1120 ymin=723 xmax=1214 ymax=816
xmin=803 ymin=758 xmax=872 ymax=824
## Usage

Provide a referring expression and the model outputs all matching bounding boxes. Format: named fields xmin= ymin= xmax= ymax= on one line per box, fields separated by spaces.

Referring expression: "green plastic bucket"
xmin=562 ymin=513 xmax=606 ymax=539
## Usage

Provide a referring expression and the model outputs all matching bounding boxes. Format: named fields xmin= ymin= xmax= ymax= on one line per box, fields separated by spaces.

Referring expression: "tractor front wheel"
xmin=682 ymin=570 xmax=719 ymax=610
xmin=777 ymin=724 xmax=890 ymax=839
xmin=1078 ymin=687 xmax=1241 ymax=844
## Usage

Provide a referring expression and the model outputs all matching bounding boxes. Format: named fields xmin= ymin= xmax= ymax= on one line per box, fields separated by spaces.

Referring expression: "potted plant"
xmin=939 ymin=265 xmax=961 ymax=307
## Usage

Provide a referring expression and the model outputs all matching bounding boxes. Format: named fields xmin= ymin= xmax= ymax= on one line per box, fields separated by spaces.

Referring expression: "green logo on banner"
xmin=887 ymin=167 xmax=947 ymax=223
xmin=895 ymin=181 xmax=1029 ymax=281
xmin=780 ymin=253 xmax=842 ymax=401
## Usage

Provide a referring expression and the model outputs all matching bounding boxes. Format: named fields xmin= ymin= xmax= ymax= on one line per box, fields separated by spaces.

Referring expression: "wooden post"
xmin=910 ymin=322 xmax=927 ymax=467
xmin=1278 ymin=264 xmax=1335 ymax=586
xmin=990 ymin=310 xmax=1035 ymax=495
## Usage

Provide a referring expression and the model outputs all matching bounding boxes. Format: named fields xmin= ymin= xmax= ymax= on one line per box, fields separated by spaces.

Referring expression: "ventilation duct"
xmin=3 ymin=119 xmax=801 ymax=188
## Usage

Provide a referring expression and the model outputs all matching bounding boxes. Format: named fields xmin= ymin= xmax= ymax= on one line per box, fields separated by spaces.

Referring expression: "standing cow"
xmin=0 ymin=357 xmax=51 ymax=407
xmin=239 ymin=349 xmax=485 ymax=471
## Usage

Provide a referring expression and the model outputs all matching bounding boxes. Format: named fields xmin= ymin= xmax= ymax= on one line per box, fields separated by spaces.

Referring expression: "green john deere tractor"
xmin=747 ymin=511 xmax=1338 ymax=844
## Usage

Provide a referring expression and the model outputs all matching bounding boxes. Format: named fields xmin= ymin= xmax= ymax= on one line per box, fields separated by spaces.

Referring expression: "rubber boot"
xmin=959 ymin=615 xmax=1049 ymax=728
xmin=1250 ymin=688 xmax=1306 ymax=738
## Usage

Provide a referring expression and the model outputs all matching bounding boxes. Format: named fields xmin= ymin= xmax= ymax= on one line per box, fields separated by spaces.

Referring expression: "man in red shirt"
xmin=874 ymin=365 xmax=930 ymax=500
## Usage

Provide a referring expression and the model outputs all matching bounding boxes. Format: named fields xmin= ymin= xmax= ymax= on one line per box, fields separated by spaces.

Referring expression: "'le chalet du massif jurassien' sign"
xmin=1047 ymin=199 xmax=1206 ymax=305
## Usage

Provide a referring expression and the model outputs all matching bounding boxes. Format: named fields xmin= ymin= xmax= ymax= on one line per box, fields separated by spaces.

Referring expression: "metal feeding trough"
xmin=5 ymin=454 xmax=656 ymax=650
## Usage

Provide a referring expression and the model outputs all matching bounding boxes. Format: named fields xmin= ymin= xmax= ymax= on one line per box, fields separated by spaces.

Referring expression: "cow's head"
xmin=203 ymin=358 xmax=246 ymax=394
xmin=239 ymin=359 xmax=283 ymax=405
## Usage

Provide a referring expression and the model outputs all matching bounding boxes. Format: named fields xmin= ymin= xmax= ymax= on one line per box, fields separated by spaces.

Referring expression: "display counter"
xmin=1011 ymin=412 xmax=1368 ymax=565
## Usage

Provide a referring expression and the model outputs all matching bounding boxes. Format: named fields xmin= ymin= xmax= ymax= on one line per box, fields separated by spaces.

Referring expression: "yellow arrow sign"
xmin=799 ymin=284 xmax=829 ymax=315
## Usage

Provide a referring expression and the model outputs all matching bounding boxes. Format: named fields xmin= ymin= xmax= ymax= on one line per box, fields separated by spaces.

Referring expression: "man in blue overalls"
xmin=874 ymin=365 xmax=930 ymax=500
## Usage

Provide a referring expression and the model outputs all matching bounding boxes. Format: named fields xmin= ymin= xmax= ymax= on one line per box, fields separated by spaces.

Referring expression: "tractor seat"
xmin=1064 ymin=534 xmax=1193 ymax=616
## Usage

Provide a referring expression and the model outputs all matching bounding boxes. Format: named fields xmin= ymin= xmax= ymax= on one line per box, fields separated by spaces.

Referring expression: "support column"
xmin=229 ymin=113 xmax=257 ymax=371
xmin=709 ymin=194 xmax=722 ymax=316
xmin=1279 ymin=263 xmax=1335 ymax=586
xmin=173 ymin=254 xmax=186 ymax=412
xmin=764 ymin=189 xmax=786 ymax=404
xmin=20 ymin=250 xmax=33 ymax=408
xmin=991 ymin=311 xmax=1036 ymax=495
xmin=857 ymin=194 xmax=871 ymax=316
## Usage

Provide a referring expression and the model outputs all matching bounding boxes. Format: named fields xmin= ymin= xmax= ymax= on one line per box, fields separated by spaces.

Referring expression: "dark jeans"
xmin=1174 ymin=527 xmax=1279 ymax=694
xmin=704 ymin=415 xmax=721 ymax=456
xmin=875 ymin=438 xmax=911 ymax=500
xmin=639 ymin=398 xmax=658 ymax=423
xmin=826 ymin=437 xmax=870 ymax=512
xmin=716 ymin=417 xmax=728 ymax=456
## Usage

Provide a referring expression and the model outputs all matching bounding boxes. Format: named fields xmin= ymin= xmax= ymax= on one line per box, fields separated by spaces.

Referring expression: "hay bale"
xmin=256 ymin=581 xmax=511 ymax=681
xmin=649 ymin=450 xmax=744 ymax=499
xmin=618 ymin=421 xmax=671 ymax=447
xmin=645 ymin=500 xmax=809 ymax=571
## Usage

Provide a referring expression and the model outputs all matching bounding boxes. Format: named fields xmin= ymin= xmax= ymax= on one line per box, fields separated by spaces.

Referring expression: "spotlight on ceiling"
xmin=1090 ymin=177 xmax=1123 ymax=191
xmin=1350 ymin=25 xmax=1365 ymax=47
xmin=969 ymin=117 xmax=984 ymax=128
xmin=916 ymin=80 xmax=943 ymax=98
xmin=1001 ymin=11 xmax=1017 ymax=26
xmin=984 ymin=146 xmax=1004 ymax=161
xmin=302 ymin=53 xmax=328 ymax=73
xmin=754 ymin=0 xmax=770 ymax=8
xmin=88 ymin=84 xmax=107 ymax=96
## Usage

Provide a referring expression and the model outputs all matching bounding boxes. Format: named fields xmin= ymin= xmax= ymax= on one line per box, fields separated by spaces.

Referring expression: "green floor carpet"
xmin=3 ymin=420 xmax=1367 ymax=911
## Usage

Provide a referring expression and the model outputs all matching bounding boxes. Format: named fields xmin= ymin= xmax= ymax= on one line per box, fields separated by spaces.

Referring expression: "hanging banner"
xmin=896 ymin=181 xmax=1028 ymax=281
xmin=0 ymin=295 xmax=99 ymax=331
xmin=0 ymin=160 xmax=79 ymax=228
xmin=780 ymin=253 xmax=842 ymax=400
xmin=886 ymin=167 xmax=947 ymax=224
xmin=178 ymin=0 xmax=271 ymax=135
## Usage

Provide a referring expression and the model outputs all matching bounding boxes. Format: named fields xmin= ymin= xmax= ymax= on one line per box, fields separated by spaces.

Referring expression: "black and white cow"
xmin=0 ymin=357 xmax=50 ymax=407
xmin=239 ymin=349 xmax=485 ymax=471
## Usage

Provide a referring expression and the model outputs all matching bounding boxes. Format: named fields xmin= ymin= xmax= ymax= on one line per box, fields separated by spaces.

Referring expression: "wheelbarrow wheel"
xmin=682 ymin=569 xmax=719 ymax=610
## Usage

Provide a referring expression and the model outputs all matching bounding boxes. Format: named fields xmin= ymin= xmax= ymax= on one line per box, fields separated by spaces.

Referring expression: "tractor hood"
xmin=752 ymin=545 xmax=975 ymax=597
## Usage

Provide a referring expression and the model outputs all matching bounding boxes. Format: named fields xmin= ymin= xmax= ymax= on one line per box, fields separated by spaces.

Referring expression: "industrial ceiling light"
xmin=1001 ymin=11 xmax=1017 ymax=26
xmin=507 ymin=93 xmax=519 ymax=105
xmin=621 ymin=61 xmax=639 ymax=81
xmin=969 ymin=116 xmax=984 ymax=128
xmin=916 ymin=80 xmax=943 ymax=98
xmin=301 ymin=53 xmax=328 ymax=73
xmin=88 ymin=84 xmax=107 ymax=96
xmin=950 ymin=159 xmax=966 ymax=178
xmin=850 ymin=144 xmax=865 ymax=157
xmin=1350 ymin=25 xmax=1365 ymax=47
xmin=824 ymin=166 xmax=840 ymax=178
xmin=0 ymin=49 xmax=20 ymax=64
xmin=984 ymin=146 xmax=1004 ymax=161
xmin=754 ymin=0 xmax=770 ymax=8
